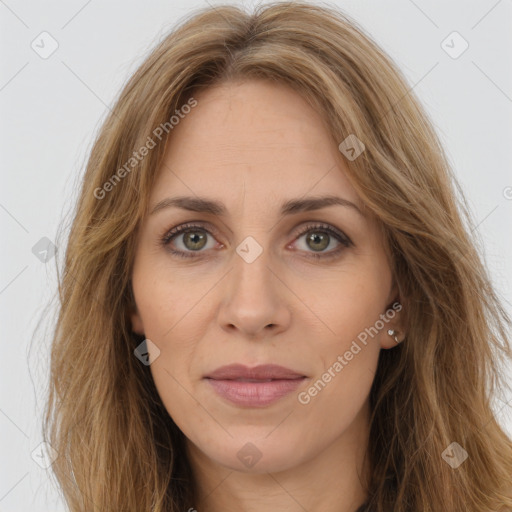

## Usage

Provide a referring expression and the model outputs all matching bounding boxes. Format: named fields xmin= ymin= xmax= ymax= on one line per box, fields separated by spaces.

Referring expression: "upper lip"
xmin=205 ymin=364 xmax=306 ymax=380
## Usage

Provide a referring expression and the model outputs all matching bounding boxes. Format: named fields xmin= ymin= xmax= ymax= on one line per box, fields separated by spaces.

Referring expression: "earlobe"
xmin=388 ymin=328 xmax=404 ymax=344
xmin=380 ymin=327 xmax=405 ymax=349
xmin=380 ymin=299 xmax=406 ymax=349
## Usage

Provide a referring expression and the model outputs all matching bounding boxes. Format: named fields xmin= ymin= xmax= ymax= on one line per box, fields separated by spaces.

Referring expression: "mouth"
xmin=204 ymin=363 xmax=306 ymax=381
xmin=215 ymin=378 xmax=288 ymax=382
xmin=204 ymin=364 xmax=307 ymax=407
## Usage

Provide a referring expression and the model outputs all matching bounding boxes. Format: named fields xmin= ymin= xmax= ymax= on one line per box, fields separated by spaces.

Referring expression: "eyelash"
xmin=159 ymin=222 xmax=353 ymax=260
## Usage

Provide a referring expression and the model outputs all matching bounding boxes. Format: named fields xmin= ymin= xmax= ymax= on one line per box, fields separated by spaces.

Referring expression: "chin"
xmin=205 ymin=435 xmax=310 ymax=474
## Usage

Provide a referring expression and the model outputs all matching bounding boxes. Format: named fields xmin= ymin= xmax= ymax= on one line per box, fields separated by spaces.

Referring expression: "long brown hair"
xmin=42 ymin=2 xmax=512 ymax=510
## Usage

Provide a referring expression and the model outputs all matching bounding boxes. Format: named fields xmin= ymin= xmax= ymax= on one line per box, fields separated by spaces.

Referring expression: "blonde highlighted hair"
xmin=43 ymin=2 xmax=512 ymax=510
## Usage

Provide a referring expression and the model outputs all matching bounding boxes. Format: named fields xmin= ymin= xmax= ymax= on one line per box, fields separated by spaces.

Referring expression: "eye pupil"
xmin=184 ymin=231 xmax=207 ymax=250
xmin=307 ymin=232 xmax=329 ymax=251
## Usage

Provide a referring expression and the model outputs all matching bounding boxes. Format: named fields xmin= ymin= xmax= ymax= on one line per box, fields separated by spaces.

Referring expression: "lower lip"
xmin=205 ymin=377 xmax=306 ymax=407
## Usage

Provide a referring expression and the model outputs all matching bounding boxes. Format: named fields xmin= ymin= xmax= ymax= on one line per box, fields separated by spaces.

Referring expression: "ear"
xmin=127 ymin=280 xmax=145 ymax=335
xmin=130 ymin=306 xmax=145 ymax=336
xmin=380 ymin=312 xmax=405 ymax=349
xmin=380 ymin=287 xmax=406 ymax=349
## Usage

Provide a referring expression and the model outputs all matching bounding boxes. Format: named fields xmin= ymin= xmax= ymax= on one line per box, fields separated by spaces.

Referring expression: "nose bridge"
xmin=217 ymin=231 xmax=290 ymax=336
xmin=231 ymin=234 xmax=277 ymax=306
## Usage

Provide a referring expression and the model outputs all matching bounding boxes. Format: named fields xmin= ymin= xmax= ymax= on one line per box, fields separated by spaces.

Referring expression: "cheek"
xmin=131 ymin=250 xmax=210 ymax=337
xmin=298 ymin=261 xmax=390 ymax=396
xmin=305 ymin=261 xmax=392 ymax=345
xmin=133 ymin=279 xmax=204 ymax=432
xmin=132 ymin=273 xmax=202 ymax=370
xmin=130 ymin=256 xmax=215 ymax=406
xmin=293 ymin=277 xmax=385 ymax=441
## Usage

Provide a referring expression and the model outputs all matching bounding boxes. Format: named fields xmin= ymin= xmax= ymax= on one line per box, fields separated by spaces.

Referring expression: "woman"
xmin=43 ymin=2 xmax=512 ymax=511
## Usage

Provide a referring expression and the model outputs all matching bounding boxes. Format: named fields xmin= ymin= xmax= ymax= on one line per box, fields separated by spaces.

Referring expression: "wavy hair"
xmin=42 ymin=2 xmax=512 ymax=510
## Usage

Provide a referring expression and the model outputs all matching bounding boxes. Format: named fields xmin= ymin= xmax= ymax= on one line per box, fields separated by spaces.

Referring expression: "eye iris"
xmin=184 ymin=231 xmax=207 ymax=250
xmin=306 ymin=232 xmax=329 ymax=251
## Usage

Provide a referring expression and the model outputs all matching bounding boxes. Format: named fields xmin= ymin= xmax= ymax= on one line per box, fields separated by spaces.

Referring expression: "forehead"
xmin=151 ymin=79 xmax=360 ymax=208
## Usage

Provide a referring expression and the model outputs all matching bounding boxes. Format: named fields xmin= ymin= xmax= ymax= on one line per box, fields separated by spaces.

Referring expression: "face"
xmin=130 ymin=79 xmax=403 ymax=476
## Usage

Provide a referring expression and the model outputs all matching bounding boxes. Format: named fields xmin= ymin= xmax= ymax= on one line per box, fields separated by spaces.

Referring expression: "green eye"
xmin=160 ymin=222 xmax=352 ymax=260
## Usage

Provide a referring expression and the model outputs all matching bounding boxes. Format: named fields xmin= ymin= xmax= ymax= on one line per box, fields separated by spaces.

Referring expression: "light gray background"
xmin=1 ymin=0 xmax=511 ymax=510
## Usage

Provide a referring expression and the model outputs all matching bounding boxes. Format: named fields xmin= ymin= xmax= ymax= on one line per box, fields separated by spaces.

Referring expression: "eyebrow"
xmin=149 ymin=194 xmax=363 ymax=217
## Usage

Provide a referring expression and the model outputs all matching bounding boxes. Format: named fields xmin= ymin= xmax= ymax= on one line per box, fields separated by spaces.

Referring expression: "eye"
xmin=159 ymin=222 xmax=353 ymax=260
xmin=291 ymin=223 xmax=352 ymax=260
xmin=159 ymin=223 xmax=219 ymax=259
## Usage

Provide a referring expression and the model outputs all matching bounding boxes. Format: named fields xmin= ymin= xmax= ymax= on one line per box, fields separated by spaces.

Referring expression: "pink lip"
xmin=204 ymin=364 xmax=307 ymax=407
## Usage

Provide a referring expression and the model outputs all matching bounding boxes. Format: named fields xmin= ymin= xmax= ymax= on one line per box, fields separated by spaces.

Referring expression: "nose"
xmin=217 ymin=245 xmax=291 ymax=339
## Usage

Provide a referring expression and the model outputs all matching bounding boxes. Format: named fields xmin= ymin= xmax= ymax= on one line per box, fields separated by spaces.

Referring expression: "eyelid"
xmin=160 ymin=220 xmax=353 ymax=258
xmin=292 ymin=222 xmax=352 ymax=247
xmin=160 ymin=221 xmax=221 ymax=245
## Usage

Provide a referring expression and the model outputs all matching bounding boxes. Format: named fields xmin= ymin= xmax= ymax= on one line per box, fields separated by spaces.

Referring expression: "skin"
xmin=130 ymin=79 xmax=405 ymax=512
